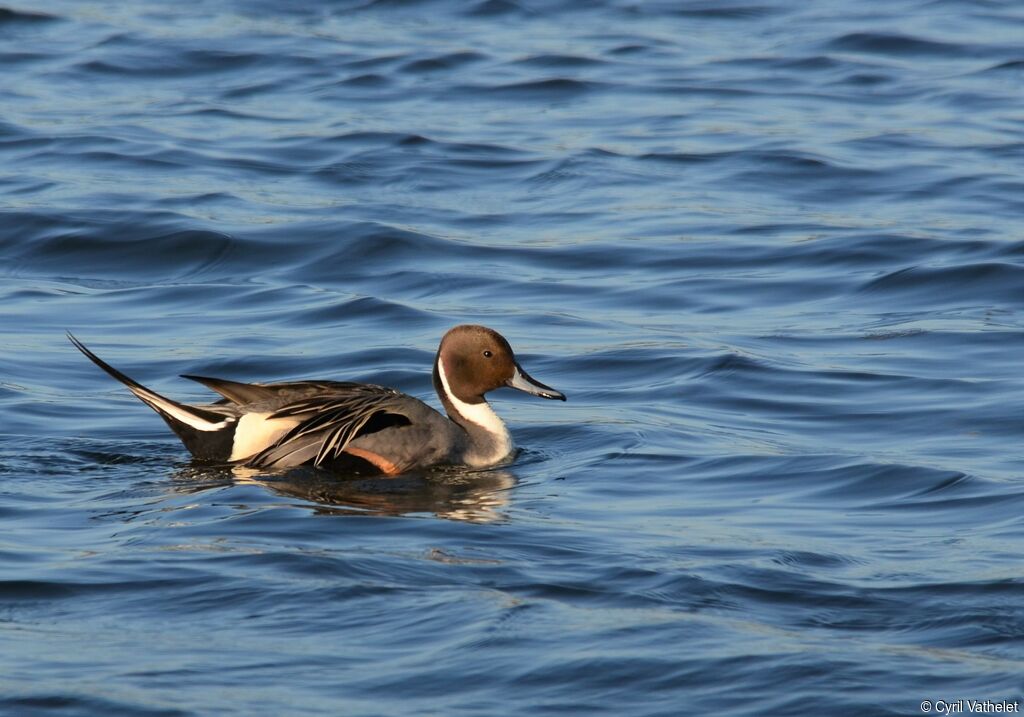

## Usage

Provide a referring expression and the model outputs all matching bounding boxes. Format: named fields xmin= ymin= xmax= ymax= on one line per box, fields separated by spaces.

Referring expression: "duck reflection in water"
xmin=170 ymin=464 xmax=517 ymax=524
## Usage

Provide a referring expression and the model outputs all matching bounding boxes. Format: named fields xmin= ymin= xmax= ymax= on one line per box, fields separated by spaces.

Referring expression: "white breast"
xmin=437 ymin=359 xmax=513 ymax=467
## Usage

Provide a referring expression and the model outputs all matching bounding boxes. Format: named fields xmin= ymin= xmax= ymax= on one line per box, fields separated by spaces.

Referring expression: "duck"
xmin=68 ymin=325 xmax=565 ymax=475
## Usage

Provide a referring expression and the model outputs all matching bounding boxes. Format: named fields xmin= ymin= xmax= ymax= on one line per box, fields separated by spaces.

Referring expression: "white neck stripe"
xmin=437 ymin=357 xmax=512 ymax=462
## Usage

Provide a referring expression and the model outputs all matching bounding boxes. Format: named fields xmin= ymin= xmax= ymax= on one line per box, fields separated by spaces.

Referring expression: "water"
xmin=2 ymin=0 xmax=1023 ymax=714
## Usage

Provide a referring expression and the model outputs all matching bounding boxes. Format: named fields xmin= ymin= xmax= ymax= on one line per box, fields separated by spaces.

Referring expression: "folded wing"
xmin=246 ymin=388 xmax=413 ymax=468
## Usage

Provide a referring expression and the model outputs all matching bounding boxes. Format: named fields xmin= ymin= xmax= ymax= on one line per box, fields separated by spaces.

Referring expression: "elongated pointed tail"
xmin=67 ymin=333 xmax=236 ymax=460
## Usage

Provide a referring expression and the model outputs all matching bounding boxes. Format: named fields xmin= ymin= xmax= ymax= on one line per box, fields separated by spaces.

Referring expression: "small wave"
xmin=0 ymin=695 xmax=188 ymax=717
xmin=0 ymin=579 xmax=76 ymax=600
xmin=833 ymin=71 xmax=895 ymax=86
xmin=978 ymin=59 xmax=1024 ymax=73
xmin=859 ymin=262 xmax=1024 ymax=307
xmin=771 ymin=549 xmax=862 ymax=569
xmin=777 ymin=55 xmax=845 ymax=71
xmin=78 ymin=49 xmax=271 ymax=78
xmin=463 ymin=0 xmax=530 ymax=16
xmin=273 ymin=221 xmax=471 ymax=277
xmin=458 ymin=78 xmax=599 ymax=98
xmin=792 ymin=463 xmax=999 ymax=512
xmin=339 ymin=52 xmax=409 ymax=71
xmin=637 ymin=150 xmax=735 ymax=165
xmin=511 ymin=53 xmax=606 ymax=69
xmin=667 ymin=4 xmax=777 ymax=19
xmin=4 ymin=226 xmax=244 ymax=283
xmin=400 ymin=51 xmax=486 ymax=73
xmin=0 ymin=7 xmax=57 ymax=23
xmin=607 ymin=44 xmax=653 ymax=56
xmin=317 ymin=130 xmax=427 ymax=147
xmin=338 ymin=72 xmax=392 ymax=87
xmin=826 ymin=32 xmax=980 ymax=58
xmin=0 ymin=50 xmax=50 ymax=64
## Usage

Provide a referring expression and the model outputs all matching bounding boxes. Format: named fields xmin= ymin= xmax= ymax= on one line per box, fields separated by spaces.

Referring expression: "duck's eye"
xmin=483 ymin=350 xmax=493 ymax=358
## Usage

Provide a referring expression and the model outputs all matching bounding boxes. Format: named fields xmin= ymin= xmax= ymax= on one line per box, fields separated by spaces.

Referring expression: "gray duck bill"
xmin=506 ymin=363 xmax=566 ymax=401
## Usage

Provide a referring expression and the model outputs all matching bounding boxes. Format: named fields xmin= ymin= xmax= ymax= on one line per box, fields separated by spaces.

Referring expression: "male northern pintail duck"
xmin=68 ymin=325 xmax=565 ymax=475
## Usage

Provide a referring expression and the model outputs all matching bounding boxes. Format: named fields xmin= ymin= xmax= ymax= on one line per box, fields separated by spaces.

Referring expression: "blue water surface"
xmin=2 ymin=0 xmax=1023 ymax=715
